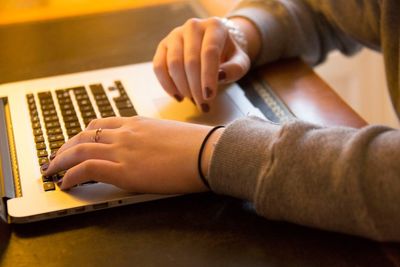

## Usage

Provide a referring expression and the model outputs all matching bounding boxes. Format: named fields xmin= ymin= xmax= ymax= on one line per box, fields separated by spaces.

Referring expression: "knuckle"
xmin=167 ymin=57 xmax=182 ymax=72
xmin=185 ymin=18 xmax=200 ymax=29
xmin=87 ymin=118 xmax=100 ymax=129
xmin=203 ymin=45 xmax=220 ymax=59
xmin=207 ymin=17 xmax=222 ymax=27
xmin=74 ymin=144 xmax=90 ymax=157
xmin=128 ymin=115 xmax=145 ymax=125
xmin=185 ymin=56 xmax=198 ymax=70
xmin=152 ymin=61 xmax=163 ymax=75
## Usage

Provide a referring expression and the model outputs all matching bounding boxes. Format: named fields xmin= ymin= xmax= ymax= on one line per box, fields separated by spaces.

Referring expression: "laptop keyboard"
xmin=26 ymin=81 xmax=136 ymax=192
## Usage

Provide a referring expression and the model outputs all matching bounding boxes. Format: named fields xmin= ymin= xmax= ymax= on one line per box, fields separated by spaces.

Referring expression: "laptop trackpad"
xmin=153 ymin=93 xmax=244 ymax=125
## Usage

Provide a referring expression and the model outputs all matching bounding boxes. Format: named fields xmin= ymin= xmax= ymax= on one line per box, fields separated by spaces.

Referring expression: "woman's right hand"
xmin=152 ymin=17 xmax=251 ymax=113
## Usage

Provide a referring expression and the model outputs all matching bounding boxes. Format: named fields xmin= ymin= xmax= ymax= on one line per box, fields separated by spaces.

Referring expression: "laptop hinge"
xmin=0 ymin=97 xmax=21 ymax=222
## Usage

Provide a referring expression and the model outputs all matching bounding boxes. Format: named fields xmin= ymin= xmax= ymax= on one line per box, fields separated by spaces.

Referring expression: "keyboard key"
xmin=75 ymin=94 xmax=89 ymax=101
xmin=30 ymin=109 xmax=38 ymax=116
xmin=33 ymin=128 xmax=43 ymax=136
xmin=31 ymin=115 xmax=40 ymax=123
xmin=115 ymin=100 xmax=133 ymax=109
xmin=66 ymin=127 xmax=82 ymax=137
xmin=60 ymin=103 xmax=73 ymax=110
xmin=36 ymin=142 xmax=46 ymax=150
xmin=77 ymin=99 xmax=91 ymax=106
xmin=96 ymin=99 xmax=111 ymax=107
xmin=98 ymin=105 xmax=113 ymax=112
xmin=46 ymin=127 xmax=62 ymax=135
xmin=42 ymin=109 xmax=57 ymax=116
xmin=56 ymin=92 xmax=67 ymax=98
xmin=94 ymin=94 xmax=108 ymax=101
xmin=32 ymin=122 xmax=41 ymax=129
xmin=44 ymin=115 xmax=59 ymax=123
xmin=114 ymin=96 xmax=130 ymax=102
xmin=119 ymin=108 xmax=137 ymax=117
xmin=81 ymin=111 xmax=96 ymax=118
xmin=39 ymin=157 xmax=49 ymax=165
xmin=28 ymin=103 xmax=37 ymax=111
xmin=83 ymin=117 xmax=96 ymax=126
xmin=43 ymin=182 xmax=56 ymax=191
xmin=89 ymin=84 xmax=105 ymax=95
xmin=50 ymin=141 xmax=64 ymax=150
xmin=101 ymin=111 xmax=115 ymax=118
xmin=42 ymin=175 xmax=53 ymax=183
xmin=34 ymin=135 xmax=45 ymax=143
xmin=48 ymin=134 xmax=64 ymax=142
xmin=58 ymin=98 xmax=72 ymax=105
xmin=45 ymin=121 xmax=61 ymax=129
xmin=61 ymin=109 xmax=76 ymax=116
xmin=39 ymin=98 xmax=54 ymax=105
xmin=38 ymin=92 xmax=52 ymax=99
xmin=72 ymin=87 xmax=87 ymax=95
xmin=37 ymin=149 xmax=48 ymax=158
xmin=79 ymin=105 xmax=94 ymax=112
xmin=63 ymin=115 xmax=78 ymax=122
xmin=65 ymin=121 xmax=80 ymax=129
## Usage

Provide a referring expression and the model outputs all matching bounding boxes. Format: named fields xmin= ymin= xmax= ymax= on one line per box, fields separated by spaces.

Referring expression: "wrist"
xmin=200 ymin=127 xmax=225 ymax=186
xmin=228 ymin=16 xmax=261 ymax=62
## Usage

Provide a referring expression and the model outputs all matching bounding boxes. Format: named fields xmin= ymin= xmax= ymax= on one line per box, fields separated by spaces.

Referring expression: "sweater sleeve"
xmin=208 ymin=117 xmax=400 ymax=242
xmin=228 ymin=0 xmax=382 ymax=66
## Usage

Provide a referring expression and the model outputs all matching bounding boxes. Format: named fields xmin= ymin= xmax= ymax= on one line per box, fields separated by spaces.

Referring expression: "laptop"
xmin=0 ymin=62 xmax=266 ymax=223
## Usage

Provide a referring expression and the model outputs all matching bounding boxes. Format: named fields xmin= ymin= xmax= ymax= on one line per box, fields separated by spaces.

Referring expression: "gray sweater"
xmin=208 ymin=0 xmax=400 ymax=242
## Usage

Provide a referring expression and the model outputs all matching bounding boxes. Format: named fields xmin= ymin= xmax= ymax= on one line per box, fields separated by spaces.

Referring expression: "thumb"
xmin=218 ymin=45 xmax=251 ymax=84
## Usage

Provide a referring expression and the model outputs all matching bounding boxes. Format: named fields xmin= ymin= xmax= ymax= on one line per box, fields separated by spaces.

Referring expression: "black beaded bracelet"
xmin=197 ymin=125 xmax=225 ymax=189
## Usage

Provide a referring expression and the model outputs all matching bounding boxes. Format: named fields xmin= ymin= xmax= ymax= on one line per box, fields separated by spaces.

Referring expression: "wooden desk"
xmin=0 ymin=2 xmax=398 ymax=267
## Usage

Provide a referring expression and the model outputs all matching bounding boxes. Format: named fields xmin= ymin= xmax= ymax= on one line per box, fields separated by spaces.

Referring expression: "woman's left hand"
xmin=42 ymin=116 xmax=223 ymax=194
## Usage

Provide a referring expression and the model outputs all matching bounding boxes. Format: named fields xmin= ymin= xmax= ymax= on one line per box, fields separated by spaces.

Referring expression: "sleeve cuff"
xmin=208 ymin=117 xmax=281 ymax=202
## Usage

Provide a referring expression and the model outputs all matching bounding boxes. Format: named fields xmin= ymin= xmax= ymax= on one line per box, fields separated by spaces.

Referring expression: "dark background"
xmin=0 ymin=2 xmax=399 ymax=266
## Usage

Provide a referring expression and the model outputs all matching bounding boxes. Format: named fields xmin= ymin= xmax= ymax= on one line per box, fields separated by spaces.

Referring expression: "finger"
xmin=86 ymin=117 xmax=127 ymax=131
xmin=166 ymin=29 xmax=191 ymax=99
xmin=183 ymin=18 xmax=207 ymax=112
xmin=219 ymin=41 xmax=251 ymax=84
xmin=55 ymin=128 xmax=114 ymax=156
xmin=59 ymin=160 xmax=122 ymax=190
xmin=45 ymin=143 xmax=113 ymax=176
xmin=201 ymin=18 xmax=227 ymax=100
xmin=153 ymin=41 xmax=183 ymax=102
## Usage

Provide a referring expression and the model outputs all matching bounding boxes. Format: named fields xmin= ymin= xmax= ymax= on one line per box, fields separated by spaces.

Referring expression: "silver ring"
xmin=93 ymin=128 xmax=102 ymax=143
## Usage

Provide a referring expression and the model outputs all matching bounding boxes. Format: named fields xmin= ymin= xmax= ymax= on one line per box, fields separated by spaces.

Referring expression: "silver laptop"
xmin=0 ymin=62 xmax=265 ymax=223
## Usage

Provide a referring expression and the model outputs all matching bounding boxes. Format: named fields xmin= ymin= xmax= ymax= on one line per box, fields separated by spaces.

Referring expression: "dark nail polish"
xmin=218 ymin=70 xmax=226 ymax=81
xmin=57 ymin=179 xmax=63 ymax=187
xmin=205 ymin=87 xmax=213 ymax=99
xmin=173 ymin=94 xmax=183 ymax=102
xmin=201 ymin=103 xmax=210 ymax=113
xmin=190 ymin=97 xmax=196 ymax=105
xmin=50 ymin=152 xmax=57 ymax=160
xmin=40 ymin=163 xmax=49 ymax=174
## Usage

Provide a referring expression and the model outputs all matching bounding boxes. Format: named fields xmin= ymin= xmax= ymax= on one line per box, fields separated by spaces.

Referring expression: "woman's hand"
xmin=153 ymin=17 xmax=252 ymax=113
xmin=42 ymin=117 xmax=224 ymax=194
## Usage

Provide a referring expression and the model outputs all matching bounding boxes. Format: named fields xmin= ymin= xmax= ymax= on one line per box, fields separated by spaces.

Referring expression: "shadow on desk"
xmin=1 ymin=194 xmax=398 ymax=267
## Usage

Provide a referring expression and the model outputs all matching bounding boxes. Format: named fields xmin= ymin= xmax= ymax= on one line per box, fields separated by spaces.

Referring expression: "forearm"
xmin=228 ymin=0 xmax=383 ymax=66
xmin=209 ymin=117 xmax=400 ymax=241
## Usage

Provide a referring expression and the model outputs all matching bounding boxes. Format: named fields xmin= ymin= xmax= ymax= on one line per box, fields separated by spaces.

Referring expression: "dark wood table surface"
xmin=0 ymin=2 xmax=399 ymax=267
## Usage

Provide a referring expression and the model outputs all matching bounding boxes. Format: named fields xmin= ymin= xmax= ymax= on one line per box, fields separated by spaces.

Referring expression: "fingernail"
xmin=205 ymin=87 xmax=213 ymax=99
xmin=50 ymin=152 xmax=57 ymax=160
xmin=173 ymin=94 xmax=183 ymax=102
xmin=57 ymin=179 xmax=63 ymax=187
xmin=40 ymin=163 xmax=49 ymax=174
xmin=218 ymin=69 xmax=226 ymax=81
xmin=201 ymin=103 xmax=210 ymax=113
xmin=190 ymin=97 xmax=196 ymax=105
